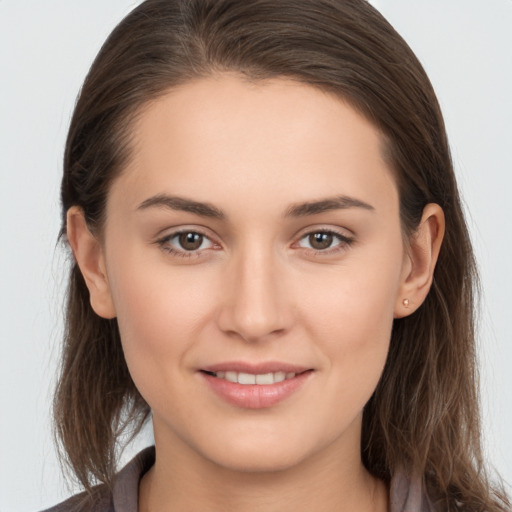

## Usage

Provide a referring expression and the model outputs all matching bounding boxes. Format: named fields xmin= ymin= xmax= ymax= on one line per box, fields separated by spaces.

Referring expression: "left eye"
xmin=297 ymin=231 xmax=348 ymax=251
xmin=166 ymin=231 xmax=214 ymax=252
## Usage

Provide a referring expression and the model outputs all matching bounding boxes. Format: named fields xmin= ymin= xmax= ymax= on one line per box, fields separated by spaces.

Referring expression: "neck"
xmin=139 ymin=424 xmax=388 ymax=512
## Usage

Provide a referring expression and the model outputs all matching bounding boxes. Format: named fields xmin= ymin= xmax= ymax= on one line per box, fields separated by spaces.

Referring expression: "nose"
xmin=216 ymin=246 xmax=293 ymax=343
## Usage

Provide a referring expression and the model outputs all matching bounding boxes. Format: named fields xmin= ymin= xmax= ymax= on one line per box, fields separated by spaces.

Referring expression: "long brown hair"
xmin=55 ymin=0 xmax=510 ymax=509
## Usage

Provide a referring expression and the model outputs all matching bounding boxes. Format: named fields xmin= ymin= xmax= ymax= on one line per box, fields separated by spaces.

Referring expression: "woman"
xmin=45 ymin=0 xmax=510 ymax=510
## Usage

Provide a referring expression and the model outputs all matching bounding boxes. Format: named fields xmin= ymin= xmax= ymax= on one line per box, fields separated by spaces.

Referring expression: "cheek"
xmin=303 ymin=257 xmax=401 ymax=340
xmin=308 ymin=281 xmax=394 ymax=389
xmin=299 ymin=242 xmax=404 ymax=387
xmin=300 ymin=273 xmax=396 ymax=433
xmin=106 ymin=256 xmax=219 ymax=388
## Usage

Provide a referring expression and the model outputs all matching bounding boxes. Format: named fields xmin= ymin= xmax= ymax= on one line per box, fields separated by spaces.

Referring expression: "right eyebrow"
xmin=136 ymin=194 xmax=226 ymax=220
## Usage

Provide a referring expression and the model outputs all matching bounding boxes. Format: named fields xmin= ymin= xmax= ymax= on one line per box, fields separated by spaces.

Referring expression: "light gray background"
xmin=1 ymin=1 xmax=511 ymax=510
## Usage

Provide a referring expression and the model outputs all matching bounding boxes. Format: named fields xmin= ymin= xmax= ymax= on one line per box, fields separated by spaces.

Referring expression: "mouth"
xmin=199 ymin=363 xmax=313 ymax=409
xmin=201 ymin=370 xmax=301 ymax=385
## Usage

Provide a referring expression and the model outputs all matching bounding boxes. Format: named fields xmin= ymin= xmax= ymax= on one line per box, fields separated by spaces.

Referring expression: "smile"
xmin=200 ymin=364 xmax=313 ymax=409
xmin=204 ymin=370 xmax=297 ymax=385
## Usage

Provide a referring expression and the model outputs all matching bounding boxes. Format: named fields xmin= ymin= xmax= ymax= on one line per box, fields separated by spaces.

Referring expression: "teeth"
xmin=255 ymin=373 xmax=274 ymax=385
xmin=213 ymin=370 xmax=297 ymax=385
xmin=225 ymin=371 xmax=237 ymax=383
xmin=238 ymin=372 xmax=256 ymax=385
xmin=274 ymin=371 xmax=286 ymax=383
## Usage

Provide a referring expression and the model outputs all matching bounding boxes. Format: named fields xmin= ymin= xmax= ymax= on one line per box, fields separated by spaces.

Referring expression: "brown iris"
xmin=179 ymin=232 xmax=203 ymax=251
xmin=309 ymin=232 xmax=334 ymax=250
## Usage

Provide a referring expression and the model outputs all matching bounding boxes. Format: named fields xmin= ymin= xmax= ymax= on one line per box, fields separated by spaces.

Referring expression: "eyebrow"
xmin=137 ymin=194 xmax=225 ymax=219
xmin=285 ymin=196 xmax=375 ymax=217
xmin=136 ymin=193 xmax=374 ymax=220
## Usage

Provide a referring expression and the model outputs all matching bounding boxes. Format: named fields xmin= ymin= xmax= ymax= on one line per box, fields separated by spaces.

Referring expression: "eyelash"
xmin=156 ymin=230 xmax=218 ymax=258
xmin=155 ymin=228 xmax=354 ymax=259
xmin=295 ymin=228 xmax=354 ymax=255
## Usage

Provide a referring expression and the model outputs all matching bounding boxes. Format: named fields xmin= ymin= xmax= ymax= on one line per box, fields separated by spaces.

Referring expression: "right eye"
xmin=157 ymin=230 xmax=216 ymax=257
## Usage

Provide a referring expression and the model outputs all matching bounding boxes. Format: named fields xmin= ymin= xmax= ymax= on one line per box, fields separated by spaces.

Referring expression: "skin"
xmin=68 ymin=75 xmax=444 ymax=512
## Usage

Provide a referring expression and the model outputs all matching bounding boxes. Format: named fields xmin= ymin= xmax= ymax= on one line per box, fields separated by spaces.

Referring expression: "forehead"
xmin=110 ymin=74 xmax=398 ymax=218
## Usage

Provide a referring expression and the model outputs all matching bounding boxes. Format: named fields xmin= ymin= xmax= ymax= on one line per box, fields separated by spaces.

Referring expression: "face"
xmin=98 ymin=75 xmax=410 ymax=473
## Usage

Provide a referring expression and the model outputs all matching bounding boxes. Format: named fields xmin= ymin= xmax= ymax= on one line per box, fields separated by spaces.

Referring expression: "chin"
xmin=206 ymin=447 xmax=310 ymax=474
xmin=193 ymin=428 xmax=327 ymax=475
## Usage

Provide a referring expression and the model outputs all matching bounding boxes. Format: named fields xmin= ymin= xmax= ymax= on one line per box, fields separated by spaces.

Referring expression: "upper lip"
xmin=200 ymin=361 xmax=311 ymax=374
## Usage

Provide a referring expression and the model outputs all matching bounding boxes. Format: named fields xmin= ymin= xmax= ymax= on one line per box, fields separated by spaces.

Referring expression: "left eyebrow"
xmin=285 ymin=196 xmax=375 ymax=217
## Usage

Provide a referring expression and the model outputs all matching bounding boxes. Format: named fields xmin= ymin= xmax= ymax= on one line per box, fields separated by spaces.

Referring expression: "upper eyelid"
xmin=292 ymin=227 xmax=355 ymax=254
xmin=295 ymin=231 xmax=353 ymax=249
xmin=155 ymin=223 xmax=216 ymax=237
xmin=156 ymin=226 xmax=218 ymax=244
xmin=293 ymin=225 xmax=354 ymax=241
xmin=154 ymin=225 xmax=353 ymax=248
xmin=156 ymin=231 xmax=219 ymax=258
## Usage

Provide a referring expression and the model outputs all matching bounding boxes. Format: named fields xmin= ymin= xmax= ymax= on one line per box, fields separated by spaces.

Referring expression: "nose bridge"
xmin=218 ymin=239 xmax=290 ymax=342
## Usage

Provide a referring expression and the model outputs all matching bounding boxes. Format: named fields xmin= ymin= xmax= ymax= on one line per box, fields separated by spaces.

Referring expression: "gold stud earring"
xmin=402 ymin=298 xmax=410 ymax=307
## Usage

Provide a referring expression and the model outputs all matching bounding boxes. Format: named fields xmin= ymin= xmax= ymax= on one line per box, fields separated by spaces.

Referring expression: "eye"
xmin=297 ymin=230 xmax=352 ymax=252
xmin=157 ymin=230 xmax=216 ymax=255
xmin=175 ymin=232 xmax=209 ymax=251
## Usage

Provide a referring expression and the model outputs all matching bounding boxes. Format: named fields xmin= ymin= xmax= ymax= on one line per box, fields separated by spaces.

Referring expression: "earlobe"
xmin=394 ymin=203 xmax=445 ymax=318
xmin=66 ymin=207 xmax=117 ymax=319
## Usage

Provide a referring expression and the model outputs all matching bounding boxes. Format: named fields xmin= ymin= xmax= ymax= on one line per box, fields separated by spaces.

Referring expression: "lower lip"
xmin=201 ymin=371 xmax=313 ymax=409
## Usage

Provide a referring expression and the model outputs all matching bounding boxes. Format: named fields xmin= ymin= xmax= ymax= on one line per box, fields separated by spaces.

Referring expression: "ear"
xmin=66 ymin=207 xmax=116 ymax=319
xmin=394 ymin=203 xmax=445 ymax=318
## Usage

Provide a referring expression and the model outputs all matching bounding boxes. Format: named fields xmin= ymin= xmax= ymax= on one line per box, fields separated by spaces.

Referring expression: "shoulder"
xmin=40 ymin=446 xmax=155 ymax=512
xmin=39 ymin=486 xmax=112 ymax=512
